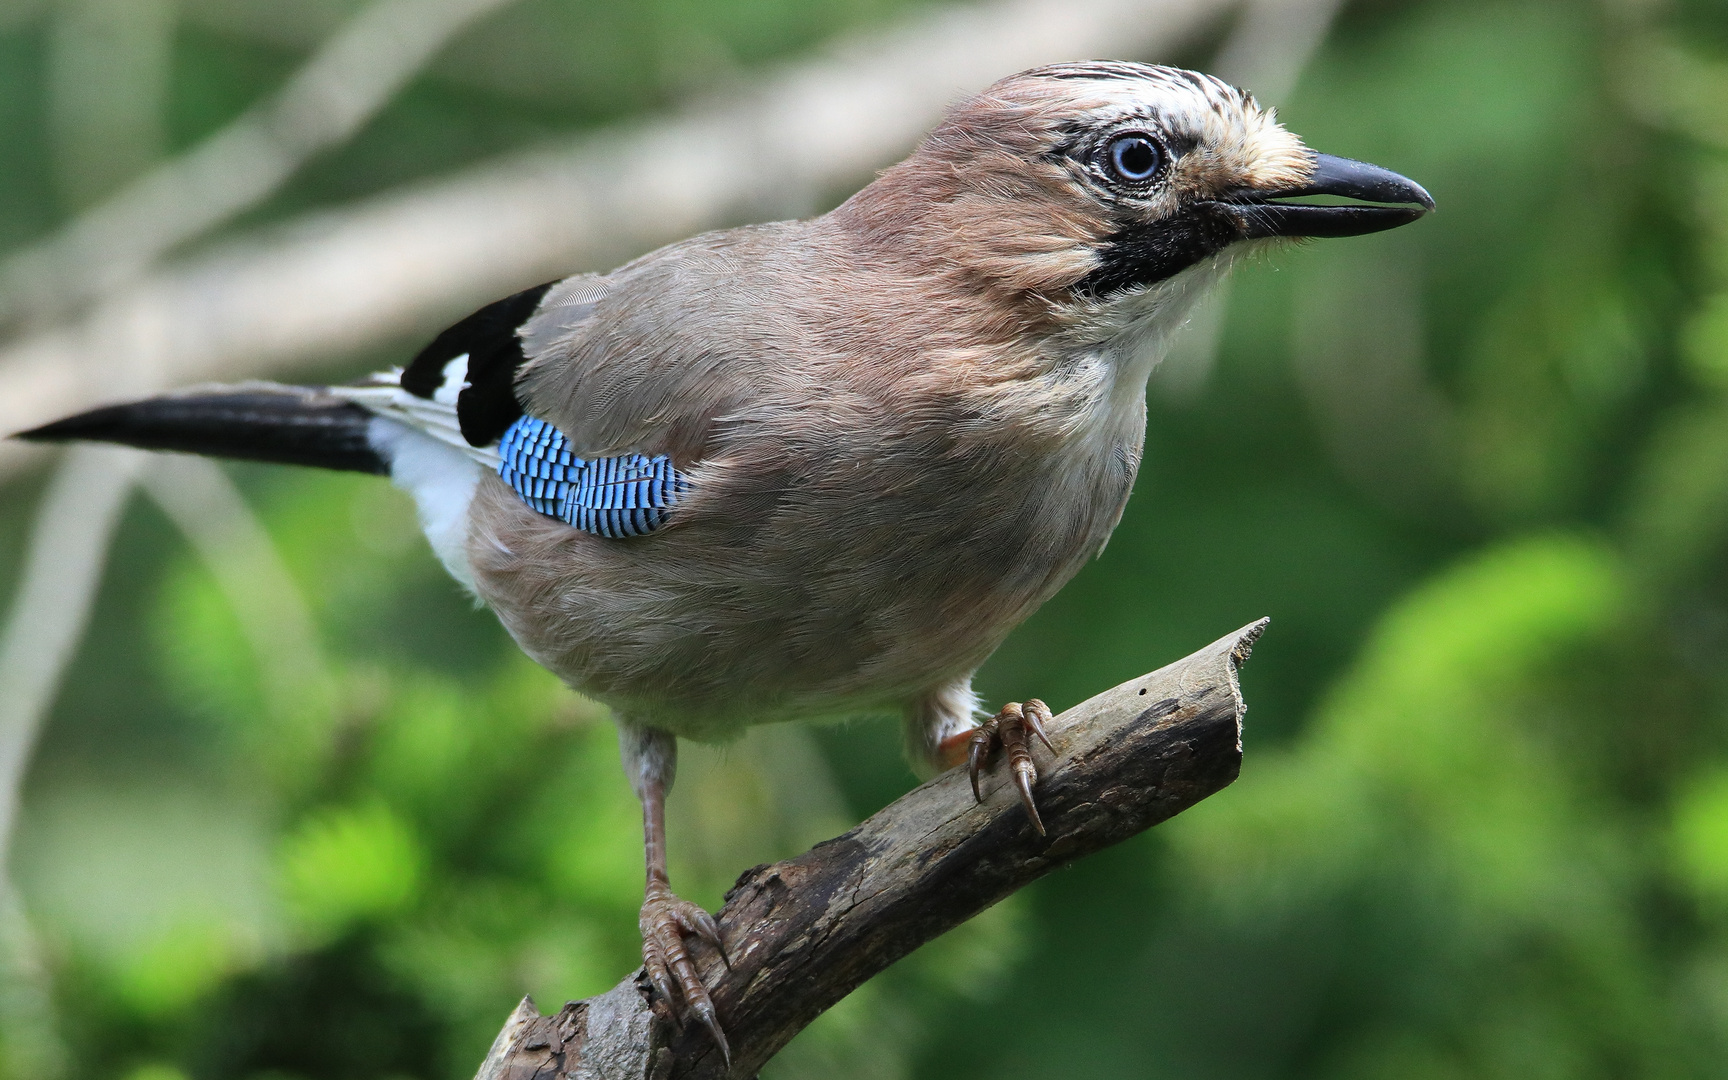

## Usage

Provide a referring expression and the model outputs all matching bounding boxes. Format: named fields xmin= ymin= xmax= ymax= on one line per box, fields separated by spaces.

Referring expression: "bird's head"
xmin=840 ymin=60 xmax=1432 ymax=332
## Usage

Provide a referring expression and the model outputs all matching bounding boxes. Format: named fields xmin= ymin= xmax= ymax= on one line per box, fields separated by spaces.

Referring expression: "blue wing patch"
xmin=497 ymin=415 xmax=687 ymax=538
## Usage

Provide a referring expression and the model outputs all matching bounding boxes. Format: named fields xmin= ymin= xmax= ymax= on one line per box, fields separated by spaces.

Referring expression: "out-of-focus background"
xmin=1 ymin=0 xmax=1726 ymax=1076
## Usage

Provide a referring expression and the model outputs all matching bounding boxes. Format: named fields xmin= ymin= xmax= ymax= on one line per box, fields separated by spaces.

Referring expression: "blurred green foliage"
xmin=8 ymin=0 xmax=1728 ymax=1076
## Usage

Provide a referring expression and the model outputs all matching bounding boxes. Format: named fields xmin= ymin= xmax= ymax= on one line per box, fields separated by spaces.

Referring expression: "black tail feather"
xmin=16 ymin=383 xmax=389 ymax=475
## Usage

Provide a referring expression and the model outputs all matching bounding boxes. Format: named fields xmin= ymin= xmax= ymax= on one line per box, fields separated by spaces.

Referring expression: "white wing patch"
xmin=330 ymin=271 xmax=619 ymax=587
xmin=329 ymin=366 xmax=499 ymax=468
xmin=431 ymin=354 xmax=468 ymax=405
xmin=332 ymin=270 xmax=614 ymax=469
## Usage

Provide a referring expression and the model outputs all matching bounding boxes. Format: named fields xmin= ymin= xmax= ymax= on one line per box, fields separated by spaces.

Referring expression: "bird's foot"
xmin=939 ymin=700 xmax=1056 ymax=835
xmin=640 ymin=884 xmax=730 ymax=1063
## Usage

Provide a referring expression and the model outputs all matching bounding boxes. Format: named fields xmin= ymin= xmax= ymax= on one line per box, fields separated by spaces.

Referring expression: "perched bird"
xmin=19 ymin=62 xmax=1431 ymax=1058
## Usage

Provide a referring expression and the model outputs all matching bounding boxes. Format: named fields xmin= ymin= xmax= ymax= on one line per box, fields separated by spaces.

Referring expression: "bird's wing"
xmin=508 ymin=232 xmax=809 ymax=466
xmin=328 ymin=277 xmax=578 ymax=465
xmin=334 ymin=272 xmax=690 ymax=539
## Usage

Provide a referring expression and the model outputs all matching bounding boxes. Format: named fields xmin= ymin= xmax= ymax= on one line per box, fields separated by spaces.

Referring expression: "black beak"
xmin=1229 ymin=153 xmax=1434 ymax=239
xmin=1075 ymin=154 xmax=1434 ymax=298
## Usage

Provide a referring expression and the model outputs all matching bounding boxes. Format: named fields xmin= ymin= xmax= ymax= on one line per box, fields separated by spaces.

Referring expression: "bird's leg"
xmin=937 ymin=700 xmax=1055 ymax=835
xmin=618 ymin=724 xmax=729 ymax=1063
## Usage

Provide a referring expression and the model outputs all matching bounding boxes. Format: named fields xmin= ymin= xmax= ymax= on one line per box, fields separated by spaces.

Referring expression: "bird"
xmin=17 ymin=61 xmax=1432 ymax=1059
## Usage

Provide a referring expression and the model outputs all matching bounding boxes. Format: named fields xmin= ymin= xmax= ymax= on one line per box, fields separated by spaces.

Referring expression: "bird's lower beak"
xmin=1230 ymin=153 xmax=1435 ymax=239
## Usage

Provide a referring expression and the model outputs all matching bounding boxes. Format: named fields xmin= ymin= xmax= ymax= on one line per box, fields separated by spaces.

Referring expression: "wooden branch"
xmin=475 ymin=620 xmax=1265 ymax=1080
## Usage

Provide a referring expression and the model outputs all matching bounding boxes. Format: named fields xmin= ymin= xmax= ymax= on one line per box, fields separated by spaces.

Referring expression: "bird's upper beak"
xmin=1227 ymin=153 xmax=1435 ymax=238
xmin=1073 ymin=152 xmax=1433 ymax=298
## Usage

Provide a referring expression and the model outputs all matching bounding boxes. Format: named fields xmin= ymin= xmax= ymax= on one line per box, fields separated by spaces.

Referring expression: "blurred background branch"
xmin=0 ymin=0 xmax=516 ymax=867
xmin=0 ymin=445 xmax=143 ymax=871
xmin=139 ymin=455 xmax=335 ymax=726
xmin=0 ymin=0 xmax=520 ymax=334
xmin=0 ymin=1 xmax=520 ymax=1071
xmin=0 ymin=0 xmax=1237 ymax=478
xmin=0 ymin=445 xmax=141 ymax=1078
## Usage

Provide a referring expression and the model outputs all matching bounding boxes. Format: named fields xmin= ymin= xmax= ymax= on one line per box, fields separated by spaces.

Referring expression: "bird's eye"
xmin=1103 ymin=133 xmax=1163 ymax=186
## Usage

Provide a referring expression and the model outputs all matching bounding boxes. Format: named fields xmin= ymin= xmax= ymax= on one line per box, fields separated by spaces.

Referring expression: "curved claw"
xmin=1023 ymin=699 xmax=1055 ymax=753
xmin=1012 ymin=757 xmax=1045 ymax=836
xmin=690 ymin=998 xmax=731 ymax=1067
xmin=1000 ymin=703 xmax=1045 ymax=836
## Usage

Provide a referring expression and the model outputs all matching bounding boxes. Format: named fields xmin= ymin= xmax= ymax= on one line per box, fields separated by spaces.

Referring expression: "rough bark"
xmin=475 ymin=620 xmax=1265 ymax=1080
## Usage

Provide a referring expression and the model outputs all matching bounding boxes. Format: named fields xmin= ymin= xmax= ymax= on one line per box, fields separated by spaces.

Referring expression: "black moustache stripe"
xmin=1073 ymin=203 xmax=1248 ymax=299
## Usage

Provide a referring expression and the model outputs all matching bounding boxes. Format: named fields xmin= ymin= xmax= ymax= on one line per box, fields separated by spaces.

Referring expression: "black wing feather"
xmin=400 ymin=281 xmax=555 ymax=446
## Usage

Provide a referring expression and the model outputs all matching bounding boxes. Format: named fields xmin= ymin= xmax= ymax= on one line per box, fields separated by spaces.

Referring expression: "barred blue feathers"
xmin=497 ymin=415 xmax=686 ymax=538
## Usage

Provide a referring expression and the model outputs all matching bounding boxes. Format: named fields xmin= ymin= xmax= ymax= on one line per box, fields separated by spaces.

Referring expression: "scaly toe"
xmin=967 ymin=715 xmax=1002 ymax=802
xmin=1023 ymin=698 xmax=1055 ymax=752
xmin=640 ymin=889 xmax=729 ymax=1060
xmin=676 ymin=899 xmax=729 ymax=968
